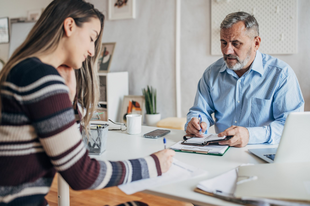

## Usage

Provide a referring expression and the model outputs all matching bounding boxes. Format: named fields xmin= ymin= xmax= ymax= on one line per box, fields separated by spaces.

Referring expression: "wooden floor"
xmin=45 ymin=174 xmax=194 ymax=206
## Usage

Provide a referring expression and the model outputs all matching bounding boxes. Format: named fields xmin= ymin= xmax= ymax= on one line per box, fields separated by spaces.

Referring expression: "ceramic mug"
xmin=126 ymin=114 xmax=142 ymax=135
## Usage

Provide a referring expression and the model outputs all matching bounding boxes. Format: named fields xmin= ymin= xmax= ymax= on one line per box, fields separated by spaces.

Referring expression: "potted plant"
xmin=142 ymin=86 xmax=161 ymax=126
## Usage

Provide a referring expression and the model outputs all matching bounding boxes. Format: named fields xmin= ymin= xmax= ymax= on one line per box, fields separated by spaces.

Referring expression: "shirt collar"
xmin=219 ymin=51 xmax=264 ymax=77
xmin=249 ymin=50 xmax=263 ymax=76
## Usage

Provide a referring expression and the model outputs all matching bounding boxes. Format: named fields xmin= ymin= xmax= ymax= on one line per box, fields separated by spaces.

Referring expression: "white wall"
xmin=0 ymin=0 xmax=52 ymax=61
xmin=0 ymin=0 xmax=309 ymax=120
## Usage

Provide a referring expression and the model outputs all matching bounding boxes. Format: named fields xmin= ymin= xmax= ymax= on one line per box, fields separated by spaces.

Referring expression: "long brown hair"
xmin=0 ymin=0 xmax=104 ymax=129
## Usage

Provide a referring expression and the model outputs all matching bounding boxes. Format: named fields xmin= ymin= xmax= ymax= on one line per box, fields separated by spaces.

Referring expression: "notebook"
xmin=182 ymin=134 xmax=232 ymax=145
xmin=170 ymin=141 xmax=229 ymax=156
xmin=248 ymin=112 xmax=310 ymax=163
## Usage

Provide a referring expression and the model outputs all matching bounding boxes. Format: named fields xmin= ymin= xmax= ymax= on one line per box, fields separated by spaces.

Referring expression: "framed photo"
xmin=27 ymin=9 xmax=42 ymax=21
xmin=108 ymin=0 xmax=136 ymax=20
xmin=98 ymin=42 xmax=116 ymax=73
xmin=0 ymin=17 xmax=9 ymax=43
xmin=120 ymin=95 xmax=145 ymax=123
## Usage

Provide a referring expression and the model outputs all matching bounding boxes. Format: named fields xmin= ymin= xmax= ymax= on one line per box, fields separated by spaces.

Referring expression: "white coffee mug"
xmin=126 ymin=114 xmax=142 ymax=135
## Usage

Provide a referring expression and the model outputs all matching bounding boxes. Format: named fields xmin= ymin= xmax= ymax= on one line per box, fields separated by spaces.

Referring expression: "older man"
xmin=185 ymin=12 xmax=304 ymax=147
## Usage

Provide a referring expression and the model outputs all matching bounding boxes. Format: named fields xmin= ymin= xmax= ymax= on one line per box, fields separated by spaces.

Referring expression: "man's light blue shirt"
xmin=186 ymin=51 xmax=304 ymax=144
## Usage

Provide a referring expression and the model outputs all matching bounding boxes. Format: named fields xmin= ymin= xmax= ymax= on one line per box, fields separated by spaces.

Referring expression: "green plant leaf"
xmin=142 ymin=85 xmax=157 ymax=114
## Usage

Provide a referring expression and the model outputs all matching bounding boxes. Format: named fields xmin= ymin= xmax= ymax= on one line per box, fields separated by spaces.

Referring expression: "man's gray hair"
xmin=220 ymin=12 xmax=259 ymax=38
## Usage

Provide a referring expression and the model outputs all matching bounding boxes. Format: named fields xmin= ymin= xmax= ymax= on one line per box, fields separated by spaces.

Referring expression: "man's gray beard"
xmin=227 ymin=61 xmax=243 ymax=71
xmin=225 ymin=48 xmax=252 ymax=71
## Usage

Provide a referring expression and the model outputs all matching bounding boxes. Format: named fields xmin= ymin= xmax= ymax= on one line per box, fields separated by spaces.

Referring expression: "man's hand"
xmin=186 ymin=117 xmax=208 ymax=137
xmin=56 ymin=65 xmax=76 ymax=102
xmin=218 ymin=126 xmax=249 ymax=147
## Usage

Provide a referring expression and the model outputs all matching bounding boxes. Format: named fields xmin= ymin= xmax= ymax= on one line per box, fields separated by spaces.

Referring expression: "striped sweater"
xmin=0 ymin=58 xmax=161 ymax=206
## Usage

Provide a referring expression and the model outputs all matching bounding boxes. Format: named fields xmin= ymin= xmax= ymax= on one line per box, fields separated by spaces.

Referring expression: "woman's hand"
xmin=56 ymin=65 xmax=76 ymax=102
xmin=153 ymin=149 xmax=175 ymax=173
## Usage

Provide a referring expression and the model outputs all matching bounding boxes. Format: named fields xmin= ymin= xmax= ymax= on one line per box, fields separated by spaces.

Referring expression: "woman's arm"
xmin=21 ymin=64 xmax=174 ymax=190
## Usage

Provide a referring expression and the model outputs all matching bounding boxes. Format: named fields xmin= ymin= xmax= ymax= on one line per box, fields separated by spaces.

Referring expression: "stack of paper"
xmin=195 ymin=164 xmax=310 ymax=206
xmin=235 ymin=163 xmax=310 ymax=204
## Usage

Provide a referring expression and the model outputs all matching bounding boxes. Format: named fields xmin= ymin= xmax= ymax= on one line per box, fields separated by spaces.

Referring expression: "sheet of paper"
xmin=197 ymin=168 xmax=238 ymax=196
xmin=185 ymin=134 xmax=226 ymax=144
xmin=118 ymin=158 xmax=207 ymax=195
xmin=170 ymin=141 xmax=229 ymax=154
xmin=197 ymin=164 xmax=253 ymax=196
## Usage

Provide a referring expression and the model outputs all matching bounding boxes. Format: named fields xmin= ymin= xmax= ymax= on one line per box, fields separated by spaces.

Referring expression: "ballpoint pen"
xmin=198 ymin=114 xmax=202 ymax=133
xmin=163 ymin=137 xmax=166 ymax=149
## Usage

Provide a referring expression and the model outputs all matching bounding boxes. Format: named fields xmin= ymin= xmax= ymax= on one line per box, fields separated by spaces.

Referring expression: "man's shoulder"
xmin=205 ymin=58 xmax=225 ymax=74
xmin=261 ymin=53 xmax=292 ymax=73
xmin=260 ymin=52 xmax=298 ymax=80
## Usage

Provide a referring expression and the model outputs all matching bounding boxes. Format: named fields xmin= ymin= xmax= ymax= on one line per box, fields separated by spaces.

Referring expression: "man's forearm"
xmin=246 ymin=120 xmax=285 ymax=144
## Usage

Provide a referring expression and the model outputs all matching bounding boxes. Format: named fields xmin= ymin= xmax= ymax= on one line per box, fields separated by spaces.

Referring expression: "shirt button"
xmin=235 ymin=121 xmax=237 ymax=123
xmin=237 ymin=101 xmax=240 ymax=103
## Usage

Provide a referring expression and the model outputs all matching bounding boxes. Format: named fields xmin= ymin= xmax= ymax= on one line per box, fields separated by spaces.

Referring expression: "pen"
xmin=163 ymin=137 xmax=166 ymax=149
xmin=198 ymin=114 xmax=202 ymax=133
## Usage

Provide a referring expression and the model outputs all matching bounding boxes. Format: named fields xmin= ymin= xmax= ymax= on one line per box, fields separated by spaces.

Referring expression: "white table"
xmin=89 ymin=126 xmax=276 ymax=206
xmin=57 ymin=126 xmax=276 ymax=205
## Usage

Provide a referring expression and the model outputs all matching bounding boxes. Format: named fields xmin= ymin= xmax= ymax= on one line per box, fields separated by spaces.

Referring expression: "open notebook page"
xmin=185 ymin=134 xmax=227 ymax=144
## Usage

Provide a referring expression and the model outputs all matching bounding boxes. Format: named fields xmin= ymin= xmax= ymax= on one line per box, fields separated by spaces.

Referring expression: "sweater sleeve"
xmin=14 ymin=64 xmax=162 ymax=190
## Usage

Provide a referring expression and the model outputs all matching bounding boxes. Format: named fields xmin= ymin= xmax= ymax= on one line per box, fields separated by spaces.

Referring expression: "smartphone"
xmin=143 ymin=129 xmax=171 ymax=139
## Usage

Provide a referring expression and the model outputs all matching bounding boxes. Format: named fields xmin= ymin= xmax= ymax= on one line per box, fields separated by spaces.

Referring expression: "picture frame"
xmin=0 ymin=17 xmax=9 ymax=44
xmin=98 ymin=42 xmax=116 ymax=73
xmin=108 ymin=0 xmax=136 ymax=20
xmin=120 ymin=95 xmax=145 ymax=123
xmin=27 ymin=9 xmax=42 ymax=21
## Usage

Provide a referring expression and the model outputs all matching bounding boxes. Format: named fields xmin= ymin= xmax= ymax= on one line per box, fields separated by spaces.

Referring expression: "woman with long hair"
xmin=0 ymin=0 xmax=175 ymax=205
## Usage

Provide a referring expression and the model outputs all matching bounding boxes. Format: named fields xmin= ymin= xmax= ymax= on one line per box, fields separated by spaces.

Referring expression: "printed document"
xmin=118 ymin=158 xmax=207 ymax=195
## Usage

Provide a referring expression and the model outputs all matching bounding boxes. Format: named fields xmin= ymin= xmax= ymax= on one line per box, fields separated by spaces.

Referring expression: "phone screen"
xmin=143 ymin=129 xmax=171 ymax=139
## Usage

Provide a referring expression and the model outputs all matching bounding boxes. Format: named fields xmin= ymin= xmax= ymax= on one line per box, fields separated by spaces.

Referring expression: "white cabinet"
xmin=97 ymin=72 xmax=128 ymax=122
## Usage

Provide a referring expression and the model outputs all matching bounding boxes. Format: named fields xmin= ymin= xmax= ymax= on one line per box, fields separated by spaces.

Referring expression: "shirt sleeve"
xmin=246 ymin=67 xmax=304 ymax=144
xmin=20 ymin=65 xmax=161 ymax=190
xmin=185 ymin=69 xmax=215 ymax=133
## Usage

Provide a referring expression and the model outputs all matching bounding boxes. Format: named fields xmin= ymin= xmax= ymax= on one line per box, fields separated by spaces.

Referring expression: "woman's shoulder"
xmin=8 ymin=57 xmax=59 ymax=86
